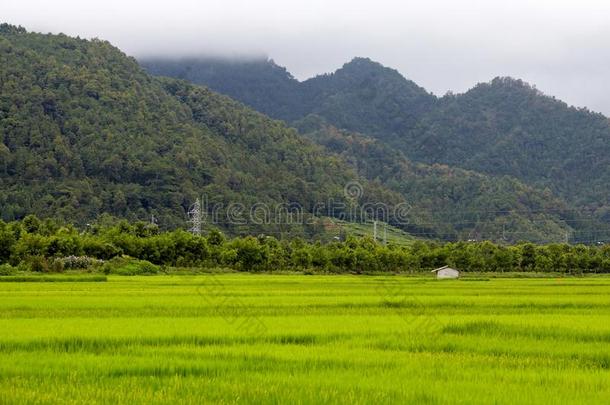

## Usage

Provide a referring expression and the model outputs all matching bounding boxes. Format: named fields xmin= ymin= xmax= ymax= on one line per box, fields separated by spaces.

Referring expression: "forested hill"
xmin=142 ymin=57 xmax=437 ymax=134
xmin=300 ymin=58 xmax=436 ymax=137
xmin=141 ymin=56 xmax=610 ymax=236
xmin=297 ymin=117 xmax=596 ymax=242
xmin=0 ymin=24 xmax=604 ymax=242
xmin=413 ymin=78 xmax=610 ymax=212
xmin=0 ymin=24 xmax=384 ymax=235
xmin=142 ymin=57 xmax=306 ymax=121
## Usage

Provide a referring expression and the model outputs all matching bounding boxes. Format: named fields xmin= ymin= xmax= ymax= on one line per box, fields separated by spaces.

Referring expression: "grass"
xmin=0 ymin=275 xmax=609 ymax=403
xmin=0 ymin=275 xmax=107 ymax=282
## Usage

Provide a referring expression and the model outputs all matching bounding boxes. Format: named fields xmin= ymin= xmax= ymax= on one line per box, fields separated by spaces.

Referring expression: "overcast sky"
xmin=4 ymin=0 xmax=610 ymax=115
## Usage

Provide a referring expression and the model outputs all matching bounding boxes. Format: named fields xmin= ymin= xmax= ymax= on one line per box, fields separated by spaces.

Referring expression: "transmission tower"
xmin=187 ymin=198 xmax=202 ymax=235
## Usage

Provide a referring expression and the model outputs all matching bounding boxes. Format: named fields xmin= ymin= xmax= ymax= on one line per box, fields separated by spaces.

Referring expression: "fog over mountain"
xmin=3 ymin=0 xmax=610 ymax=115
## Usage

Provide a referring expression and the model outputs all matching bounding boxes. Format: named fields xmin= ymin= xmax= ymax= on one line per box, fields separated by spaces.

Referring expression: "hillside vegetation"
xmin=0 ymin=24 xmax=386 ymax=236
xmin=142 ymin=57 xmax=610 ymax=242
xmin=1 ymin=24 xmax=606 ymax=242
xmin=297 ymin=117 xmax=583 ymax=242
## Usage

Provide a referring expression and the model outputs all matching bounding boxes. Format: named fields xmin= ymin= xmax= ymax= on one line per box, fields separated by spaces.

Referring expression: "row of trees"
xmin=1 ymin=216 xmax=609 ymax=274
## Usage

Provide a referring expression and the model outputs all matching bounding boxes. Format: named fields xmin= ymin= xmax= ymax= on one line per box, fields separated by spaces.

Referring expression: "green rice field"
xmin=1 ymin=275 xmax=610 ymax=404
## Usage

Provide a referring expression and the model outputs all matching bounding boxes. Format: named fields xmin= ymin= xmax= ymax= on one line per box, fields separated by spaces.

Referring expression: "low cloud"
xmin=4 ymin=0 xmax=610 ymax=114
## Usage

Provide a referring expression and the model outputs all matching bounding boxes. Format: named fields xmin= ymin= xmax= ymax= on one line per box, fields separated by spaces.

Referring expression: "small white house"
xmin=431 ymin=265 xmax=460 ymax=279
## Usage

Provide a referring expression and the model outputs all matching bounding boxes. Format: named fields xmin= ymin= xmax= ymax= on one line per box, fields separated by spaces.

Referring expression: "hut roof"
xmin=431 ymin=265 xmax=459 ymax=273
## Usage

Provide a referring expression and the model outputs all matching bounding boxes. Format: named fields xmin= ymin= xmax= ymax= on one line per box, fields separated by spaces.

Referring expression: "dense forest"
xmin=1 ymin=217 xmax=609 ymax=275
xmin=1 ymin=24 xmax=608 ymax=243
xmin=0 ymin=24 xmax=406 ymax=238
xmin=297 ymin=117 xmax=589 ymax=242
xmin=142 ymin=56 xmax=610 ymax=242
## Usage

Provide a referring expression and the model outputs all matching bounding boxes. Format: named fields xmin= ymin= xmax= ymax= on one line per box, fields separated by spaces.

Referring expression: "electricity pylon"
xmin=187 ymin=198 xmax=202 ymax=235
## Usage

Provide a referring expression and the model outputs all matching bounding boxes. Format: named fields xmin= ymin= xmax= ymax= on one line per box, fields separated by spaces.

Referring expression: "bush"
xmin=56 ymin=256 xmax=102 ymax=270
xmin=28 ymin=256 xmax=50 ymax=273
xmin=49 ymin=260 xmax=64 ymax=273
xmin=101 ymin=256 xmax=160 ymax=275
xmin=0 ymin=263 xmax=16 ymax=276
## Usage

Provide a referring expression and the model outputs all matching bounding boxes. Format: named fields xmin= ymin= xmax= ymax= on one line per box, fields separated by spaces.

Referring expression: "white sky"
xmin=3 ymin=0 xmax=610 ymax=115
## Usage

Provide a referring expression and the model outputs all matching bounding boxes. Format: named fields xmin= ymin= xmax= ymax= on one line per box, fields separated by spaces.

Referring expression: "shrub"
xmin=56 ymin=256 xmax=102 ymax=270
xmin=101 ymin=256 xmax=160 ymax=275
xmin=49 ymin=260 xmax=64 ymax=273
xmin=28 ymin=256 xmax=49 ymax=273
xmin=0 ymin=263 xmax=16 ymax=276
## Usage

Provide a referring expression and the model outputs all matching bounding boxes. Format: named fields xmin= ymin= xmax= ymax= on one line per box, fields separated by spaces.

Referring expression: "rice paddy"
xmin=1 ymin=275 xmax=610 ymax=404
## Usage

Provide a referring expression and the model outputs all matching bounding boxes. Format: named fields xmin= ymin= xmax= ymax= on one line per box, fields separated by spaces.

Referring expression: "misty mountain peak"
xmin=468 ymin=76 xmax=543 ymax=98
xmin=341 ymin=57 xmax=386 ymax=72
xmin=332 ymin=57 xmax=410 ymax=83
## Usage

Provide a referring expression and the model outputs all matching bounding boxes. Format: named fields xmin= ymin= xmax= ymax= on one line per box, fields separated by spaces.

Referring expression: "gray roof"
xmin=431 ymin=265 xmax=459 ymax=273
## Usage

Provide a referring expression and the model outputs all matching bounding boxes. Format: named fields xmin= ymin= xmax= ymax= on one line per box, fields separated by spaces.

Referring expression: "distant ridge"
xmin=0 ymin=23 xmax=606 ymax=242
xmin=142 ymin=56 xmax=610 ymax=242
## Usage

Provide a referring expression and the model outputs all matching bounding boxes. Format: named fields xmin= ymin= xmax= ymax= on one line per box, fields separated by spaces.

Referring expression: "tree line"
xmin=1 ymin=216 xmax=609 ymax=275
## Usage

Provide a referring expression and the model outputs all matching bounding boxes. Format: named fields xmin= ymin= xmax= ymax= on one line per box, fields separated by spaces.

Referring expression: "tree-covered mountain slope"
xmin=141 ymin=56 xmax=610 ymax=233
xmin=296 ymin=116 xmax=592 ymax=243
xmin=411 ymin=78 xmax=610 ymax=213
xmin=0 ymin=24 xmax=387 ymax=235
xmin=299 ymin=58 xmax=436 ymax=137
xmin=142 ymin=57 xmax=306 ymax=121
xmin=0 ymin=24 xmax=604 ymax=242
xmin=141 ymin=57 xmax=437 ymax=136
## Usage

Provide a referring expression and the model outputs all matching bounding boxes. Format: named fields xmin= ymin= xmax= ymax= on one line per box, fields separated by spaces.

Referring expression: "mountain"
xmin=0 ymin=24 xmax=603 ymax=242
xmin=141 ymin=57 xmax=437 ymax=135
xmin=143 ymin=57 xmax=306 ymax=121
xmin=411 ymin=78 xmax=610 ymax=212
xmin=0 ymin=24 xmax=397 ymax=237
xmin=299 ymin=58 xmax=436 ymax=137
xmin=296 ymin=116 xmax=581 ymax=242
xmin=142 ymin=56 xmax=610 ymax=241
